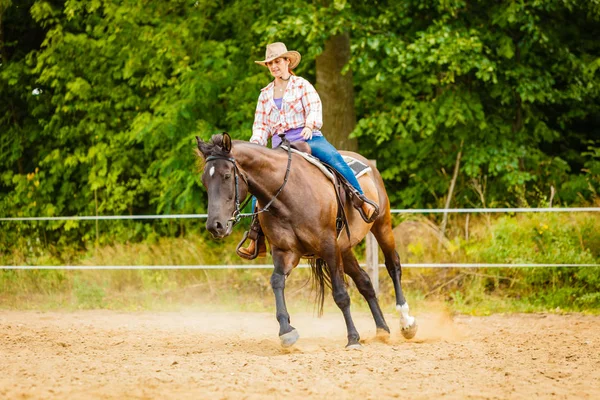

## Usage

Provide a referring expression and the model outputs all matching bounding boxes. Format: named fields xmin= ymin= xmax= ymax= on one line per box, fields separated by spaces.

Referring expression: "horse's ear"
xmin=196 ymin=136 xmax=208 ymax=159
xmin=222 ymin=132 xmax=232 ymax=153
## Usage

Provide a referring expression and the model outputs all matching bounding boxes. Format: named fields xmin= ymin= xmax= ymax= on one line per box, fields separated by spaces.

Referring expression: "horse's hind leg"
xmin=342 ymin=249 xmax=390 ymax=339
xmin=271 ymin=248 xmax=301 ymax=348
xmin=323 ymin=245 xmax=361 ymax=349
xmin=370 ymin=213 xmax=418 ymax=339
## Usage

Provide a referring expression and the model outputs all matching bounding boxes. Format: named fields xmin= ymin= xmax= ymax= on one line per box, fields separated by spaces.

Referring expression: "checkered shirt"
xmin=250 ymin=75 xmax=323 ymax=146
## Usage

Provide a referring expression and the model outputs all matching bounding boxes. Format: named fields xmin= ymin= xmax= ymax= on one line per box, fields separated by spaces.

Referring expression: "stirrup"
xmin=236 ymin=220 xmax=267 ymax=260
xmin=357 ymin=196 xmax=380 ymax=223
xmin=236 ymin=231 xmax=258 ymax=260
xmin=236 ymin=231 xmax=267 ymax=260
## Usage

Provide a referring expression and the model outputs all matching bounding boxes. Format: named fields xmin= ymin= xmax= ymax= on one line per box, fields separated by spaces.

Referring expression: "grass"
xmin=1 ymin=212 xmax=599 ymax=314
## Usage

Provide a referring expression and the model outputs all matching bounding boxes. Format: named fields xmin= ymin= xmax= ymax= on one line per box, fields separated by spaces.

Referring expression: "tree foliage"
xmin=349 ymin=0 xmax=600 ymax=207
xmin=0 ymin=0 xmax=599 ymax=249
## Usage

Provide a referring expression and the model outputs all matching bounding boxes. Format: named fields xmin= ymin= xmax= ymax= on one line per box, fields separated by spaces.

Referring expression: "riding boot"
xmin=352 ymin=193 xmax=380 ymax=223
xmin=236 ymin=218 xmax=267 ymax=260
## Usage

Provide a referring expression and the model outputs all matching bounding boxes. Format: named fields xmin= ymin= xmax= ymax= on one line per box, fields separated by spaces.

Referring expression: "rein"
xmin=205 ymin=138 xmax=293 ymax=228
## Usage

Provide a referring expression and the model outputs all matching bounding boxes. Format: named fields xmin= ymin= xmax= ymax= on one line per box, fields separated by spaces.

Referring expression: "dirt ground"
xmin=1 ymin=309 xmax=599 ymax=399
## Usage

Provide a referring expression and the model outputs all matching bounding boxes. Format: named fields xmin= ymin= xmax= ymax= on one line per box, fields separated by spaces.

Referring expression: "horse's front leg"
xmin=270 ymin=248 xmax=301 ymax=348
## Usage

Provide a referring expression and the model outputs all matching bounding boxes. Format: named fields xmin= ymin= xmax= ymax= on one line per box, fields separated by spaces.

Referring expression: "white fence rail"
xmin=2 ymin=207 xmax=599 ymax=294
xmin=1 ymin=207 xmax=599 ymax=222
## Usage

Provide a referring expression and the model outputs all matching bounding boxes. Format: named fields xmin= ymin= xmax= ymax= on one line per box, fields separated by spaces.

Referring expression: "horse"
xmin=195 ymin=133 xmax=417 ymax=348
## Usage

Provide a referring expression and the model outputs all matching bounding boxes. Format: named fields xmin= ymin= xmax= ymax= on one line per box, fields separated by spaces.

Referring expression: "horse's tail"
xmin=309 ymin=258 xmax=331 ymax=316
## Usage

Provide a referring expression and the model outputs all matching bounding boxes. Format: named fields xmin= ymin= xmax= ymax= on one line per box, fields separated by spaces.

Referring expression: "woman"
xmin=237 ymin=42 xmax=378 ymax=259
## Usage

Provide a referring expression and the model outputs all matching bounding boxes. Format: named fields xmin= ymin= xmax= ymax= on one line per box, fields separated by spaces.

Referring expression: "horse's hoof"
xmin=376 ymin=328 xmax=391 ymax=342
xmin=346 ymin=343 xmax=362 ymax=350
xmin=279 ymin=329 xmax=299 ymax=348
xmin=401 ymin=319 xmax=418 ymax=340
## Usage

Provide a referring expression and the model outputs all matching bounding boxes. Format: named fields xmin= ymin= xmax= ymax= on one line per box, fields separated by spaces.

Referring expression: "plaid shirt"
xmin=250 ymin=75 xmax=323 ymax=146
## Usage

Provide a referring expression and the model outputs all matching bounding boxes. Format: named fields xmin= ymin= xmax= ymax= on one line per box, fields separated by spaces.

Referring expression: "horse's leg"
xmin=370 ymin=213 xmax=418 ymax=339
xmin=342 ymin=249 xmax=390 ymax=339
xmin=270 ymin=248 xmax=300 ymax=348
xmin=324 ymin=245 xmax=361 ymax=348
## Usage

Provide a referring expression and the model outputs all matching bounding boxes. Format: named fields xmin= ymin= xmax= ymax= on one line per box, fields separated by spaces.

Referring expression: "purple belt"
xmin=272 ymin=127 xmax=305 ymax=148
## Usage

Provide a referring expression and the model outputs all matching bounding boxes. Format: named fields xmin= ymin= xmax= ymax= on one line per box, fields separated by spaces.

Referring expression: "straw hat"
xmin=255 ymin=42 xmax=301 ymax=69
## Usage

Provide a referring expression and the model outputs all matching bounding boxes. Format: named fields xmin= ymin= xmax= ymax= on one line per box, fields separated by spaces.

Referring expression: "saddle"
xmin=290 ymin=141 xmax=312 ymax=154
xmin=235 ymin=141 xmax=379 ymax=260
xmin=281 ymin=144 xmax=378 ymax=239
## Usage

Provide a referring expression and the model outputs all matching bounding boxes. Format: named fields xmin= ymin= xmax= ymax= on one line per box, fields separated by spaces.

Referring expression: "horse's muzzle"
xmin=206 ymin=218 xmax=233 ymax=239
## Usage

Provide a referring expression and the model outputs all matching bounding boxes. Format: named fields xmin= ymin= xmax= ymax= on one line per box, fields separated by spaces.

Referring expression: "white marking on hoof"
xmin=209 ymin=166 xmax=215 ymax=177
xmin=397 ymin=303 xmax=415 ymax=328
xmin=401 ymin=319 xmax=418 ymax=340
xmin=279 ymin=329 xmax=299 ymax=348
xmin=346 ymin=343 xmax=362 ymax=350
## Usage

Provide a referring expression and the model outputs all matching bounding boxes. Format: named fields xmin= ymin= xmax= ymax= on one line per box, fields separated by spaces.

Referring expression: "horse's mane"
xmin=203 ymin=134 xmax=229 ymax=157
xmin=196 ymin=132 xmax=286 ymax=171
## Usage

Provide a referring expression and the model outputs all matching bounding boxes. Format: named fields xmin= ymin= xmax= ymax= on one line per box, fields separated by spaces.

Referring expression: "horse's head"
xmin=196 ymin=133 xmax=249 ymax=238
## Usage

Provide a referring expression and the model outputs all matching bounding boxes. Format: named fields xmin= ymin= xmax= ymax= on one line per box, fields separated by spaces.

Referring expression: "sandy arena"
xmin=1 ymin=310 xmax=599 ymax=399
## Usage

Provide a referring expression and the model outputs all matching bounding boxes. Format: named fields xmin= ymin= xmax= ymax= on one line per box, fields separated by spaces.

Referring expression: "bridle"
xmin=204 ymin=155 xmax=248 ymax=228
xmin=204 ymin=139 xmax=293 ymax=229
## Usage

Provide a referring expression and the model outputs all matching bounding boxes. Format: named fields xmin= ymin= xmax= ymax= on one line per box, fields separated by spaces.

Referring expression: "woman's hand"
xmin=301 ymin=127 xmax=313 ymax=140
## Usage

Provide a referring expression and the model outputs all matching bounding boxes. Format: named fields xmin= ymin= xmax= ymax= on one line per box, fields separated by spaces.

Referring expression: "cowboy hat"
xmin=255 ymin=42 xmax=301 ymax=69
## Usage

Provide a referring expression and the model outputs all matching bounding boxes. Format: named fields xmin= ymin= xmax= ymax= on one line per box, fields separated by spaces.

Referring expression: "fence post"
xmin=365 ymin=159 xmax=379 ymax=295
xmin=366 ymin=231 xmax=379 ymax=295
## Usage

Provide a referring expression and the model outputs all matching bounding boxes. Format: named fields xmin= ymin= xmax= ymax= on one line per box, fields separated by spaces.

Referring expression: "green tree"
xmin=350 ymin=0 xmax=600 ymax=208
xmin=1 ymin=0 xmax=598 ymax=254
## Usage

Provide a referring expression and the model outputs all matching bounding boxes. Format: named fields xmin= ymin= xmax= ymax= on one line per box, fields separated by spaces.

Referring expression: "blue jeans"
xmin=307 ymin=136 xmax=364 ymax=194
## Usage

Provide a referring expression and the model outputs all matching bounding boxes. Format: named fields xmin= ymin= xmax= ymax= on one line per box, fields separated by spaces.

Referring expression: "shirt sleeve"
xmin=250 ymin=92 xmax=271 ymax=146
xmin=301 ymin=79 xmax=323 ymax=131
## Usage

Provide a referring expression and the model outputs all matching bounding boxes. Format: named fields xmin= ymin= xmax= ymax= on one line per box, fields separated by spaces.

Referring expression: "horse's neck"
xmin=232 ymin=142 xmax=294 ymax=202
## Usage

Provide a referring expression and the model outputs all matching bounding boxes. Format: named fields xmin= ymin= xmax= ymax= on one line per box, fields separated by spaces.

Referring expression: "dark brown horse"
xmin=196 ymin=133 xmax=417 ymax=348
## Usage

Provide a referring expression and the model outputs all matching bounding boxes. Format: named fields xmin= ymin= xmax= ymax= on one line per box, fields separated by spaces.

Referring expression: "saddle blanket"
xmin=343 ymin=156 xmax=372 ymax=178
xmin=281 ymin=146 xmax=372 ymax=182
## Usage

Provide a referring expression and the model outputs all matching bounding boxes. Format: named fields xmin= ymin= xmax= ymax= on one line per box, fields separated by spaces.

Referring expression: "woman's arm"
xmin=301 ymin=80 xmax=323 ymax=132
xmin=250 ymin=93 xmax=271 ymax=146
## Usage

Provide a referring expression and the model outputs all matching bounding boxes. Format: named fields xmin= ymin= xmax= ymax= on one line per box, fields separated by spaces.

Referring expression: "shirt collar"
xmin=261 ymin=75 xmax=299 ymax=92
xmin=264 ymin=76 xmax=300 ymax=105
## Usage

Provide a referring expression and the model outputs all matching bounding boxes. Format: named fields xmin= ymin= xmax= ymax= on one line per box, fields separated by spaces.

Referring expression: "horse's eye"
xmin=224 ymin=173 xmax=231 ymax=180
